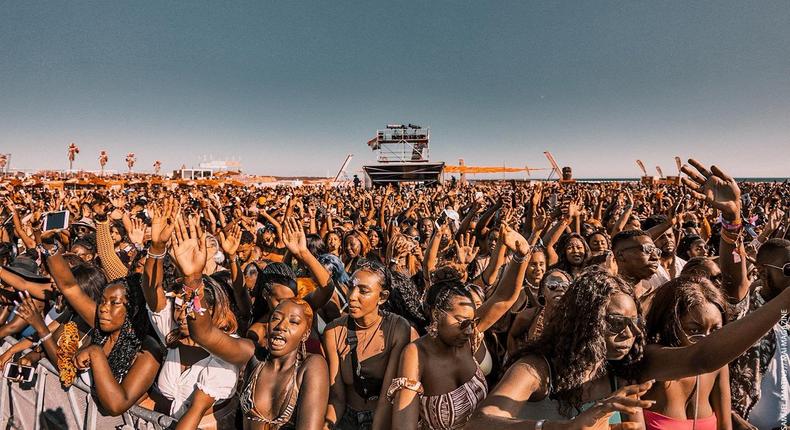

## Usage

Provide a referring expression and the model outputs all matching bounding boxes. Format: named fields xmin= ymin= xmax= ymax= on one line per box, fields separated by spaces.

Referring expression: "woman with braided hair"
xmin=388 ymin=227 xmax=531 ymax=430
xmin=35 ymin=217 xmax=162 ymax=415
xmin=68 ymin=272 xmax=163 ymax=416
xmin=323 ymin=258 xmax=416 ymax=430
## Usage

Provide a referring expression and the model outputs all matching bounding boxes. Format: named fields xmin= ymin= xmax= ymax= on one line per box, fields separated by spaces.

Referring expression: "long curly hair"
xmin=510 ymin=266 xmax=645 ymax=416
xmin=91 ymin=273 xmax=152 ymax=381
xmin=646 ymin=276 xmax=726 ymax=347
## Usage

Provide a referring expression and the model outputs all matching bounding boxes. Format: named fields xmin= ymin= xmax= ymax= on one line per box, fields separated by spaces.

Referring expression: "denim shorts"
xmin=335 ymin=406 xmax=374 ymax=430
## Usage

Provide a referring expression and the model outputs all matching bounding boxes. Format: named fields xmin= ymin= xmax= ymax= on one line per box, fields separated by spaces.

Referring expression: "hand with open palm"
xmin=681 ymin=159 xmax=741 ymax=222
xmin=172 ymin=215 xmax=206 ymax=279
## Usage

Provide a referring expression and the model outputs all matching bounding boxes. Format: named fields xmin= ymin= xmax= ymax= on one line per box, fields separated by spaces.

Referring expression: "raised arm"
xmin=475 ymin=225 xmax=530 ymax=332
xmin=14 ymin=292 xmax=59 ymax=370
xmin=640 ymin=286 xmax=790 ymax=382
xmin=681 ymin=159 xmax=749 ymax=301
xmin=172 ymin=215 xmax=255 ymax=367
xmin=281 ymin=217 xmax=333 ymax=310
xmin=142 ymin=198 xmax=179 ymax=313
xmin=45 ymin=250 xmax=98 ymax=327
xmin=92 ymin=201 xmax=129 ymax=281
xmin=219 ymin=223 xmax=251 ymax=326
xmin=468 ymin=355 xmax=655 ymax=429
xmin=0 ymin=265 xmax=55 ymax=300
xmin=4 ymin=199 xmax=35 ymax=249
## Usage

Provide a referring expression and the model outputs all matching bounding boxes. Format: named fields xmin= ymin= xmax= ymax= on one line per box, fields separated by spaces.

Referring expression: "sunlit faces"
xmin=110 ymin=226 xmax=124 ymax=246
xmin=97 ymin=283 xmax=128 ymax=332
xmin=347 ymin=269 xmax=388 ymax=320
xmin=687 ymin=239 xmax=708 ymax=258
xmin=760 ymin=249 xmax=790 ymax=293
xmin=262 ymin=229 xmax=277 ymax=246
xmin=525 ymin=251 xmax=546 ymax=286
xmin=604 ymin=293 xmax=640 ymax=361
xmin=267 ymin=301 xmax=311 ymax=356
xmin=616 ymin=236 xmax=660 ymax=281
xmin=435 ymin=295 xmax=478 ymax=347
xmin=541 ymin=270 xmax=572 ymax=308
xmin=344 ymin=235 xmax=362 ymax=259
xmin=368 ymin=230 xmax=381 ymax=249
xmin=565 ymin=238 xmax=586 ymax=266
xmin=588 ymin=233 xmax=609 ymax=255
xmin=654 ymin=229 xmax=676 ymax=257
xmin=326 ymin=232 xmax=342 ymax=253
xmin=678 ymin=302 xmax=722 ymax=346
xmin=418 ymin=218 xmax=434 ymax=242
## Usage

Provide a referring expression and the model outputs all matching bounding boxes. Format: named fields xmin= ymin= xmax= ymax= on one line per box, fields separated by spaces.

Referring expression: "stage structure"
xmin=363 ymin=124 xmax=444 ymax=185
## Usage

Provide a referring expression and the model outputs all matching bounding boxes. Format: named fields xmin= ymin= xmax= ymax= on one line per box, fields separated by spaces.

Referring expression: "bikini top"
xmin=240 ymin=357 xmax=300 ymax=428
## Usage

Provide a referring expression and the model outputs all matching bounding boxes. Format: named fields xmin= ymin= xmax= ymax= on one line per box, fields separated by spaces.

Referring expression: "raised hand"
xmin=501 ymin=224 xmax=530 ymax=256
xmin=149 ymin=197 xmax=180 ymax=248
xmin=219 ymin=223 xmax=242 ymax=257
xmin=172 ymin=215 xmax=207 ymax=279
xmin=128 ymin=217 xmax=146 ymax=247
xmin=532 ymin=207 xmax=548 ymax=232
xmin=454 ymin=232 xmax=479 ymax=265
xmin=681 ymin=159 xmax=741 ymax=221
xmin=281 ymin=217 xmax=307 ymax=257
xmin=14 ymin=291 xmax=47 ymax=334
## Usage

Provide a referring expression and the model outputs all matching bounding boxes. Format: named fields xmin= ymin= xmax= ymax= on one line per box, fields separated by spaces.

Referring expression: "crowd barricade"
xmin=0 ymin=338 xmax=176 ymax=430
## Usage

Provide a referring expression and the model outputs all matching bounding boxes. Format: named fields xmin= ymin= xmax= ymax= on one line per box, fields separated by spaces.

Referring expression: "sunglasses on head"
xmin=764 ymin=262 xmax=790 ymax=277
xmin=606 ymin=314 xmax=642 ymax=336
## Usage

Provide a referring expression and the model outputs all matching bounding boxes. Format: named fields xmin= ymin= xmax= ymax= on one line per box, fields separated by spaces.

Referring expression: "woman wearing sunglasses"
xmin=507 ymin=268 xmax=572 ymax=355
xmin=388 ymin=230 xmax=530 ymax=430
xmin=641 ymin=276 xmax=730 ymax=429
xmin=467 ymin=264 xmax=790 ymax=429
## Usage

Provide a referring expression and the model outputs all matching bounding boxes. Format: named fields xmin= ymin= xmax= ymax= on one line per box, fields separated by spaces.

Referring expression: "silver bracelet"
xmin=147 ymin=248 xmax=168 ymax=259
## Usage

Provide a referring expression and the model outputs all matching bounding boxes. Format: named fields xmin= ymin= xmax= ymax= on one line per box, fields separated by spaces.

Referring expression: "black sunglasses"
xmin=439 ymin=309 xmax=479 ymax=332
xmin=606 ymin=314 xmax=642 ymax=336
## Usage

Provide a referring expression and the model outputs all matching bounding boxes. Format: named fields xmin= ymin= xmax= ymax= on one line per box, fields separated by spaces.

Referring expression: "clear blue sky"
xmin=1 ymin=1 xmax=789 ymax=178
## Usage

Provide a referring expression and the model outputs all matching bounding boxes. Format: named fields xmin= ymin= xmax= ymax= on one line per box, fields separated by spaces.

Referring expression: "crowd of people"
xmin=0 ymin=158 xmax=788 ymax=429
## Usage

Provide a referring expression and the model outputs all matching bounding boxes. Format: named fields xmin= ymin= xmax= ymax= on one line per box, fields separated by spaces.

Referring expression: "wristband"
xmin=719 ymin=215 xmax=743 ymax=232
xmin=512 ymin=252 xmax=528 ymax=264
xmin=33 ymin=331 xmax=53 ymax=348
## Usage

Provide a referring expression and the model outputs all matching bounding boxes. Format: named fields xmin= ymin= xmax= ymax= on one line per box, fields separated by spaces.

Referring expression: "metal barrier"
xmin=0 ymin=339 xmax=177 ymax=430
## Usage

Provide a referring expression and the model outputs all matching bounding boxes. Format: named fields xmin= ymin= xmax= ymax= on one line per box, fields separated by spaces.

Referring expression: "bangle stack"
xmin=147 ymin=248 xmax=168 ymax=259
